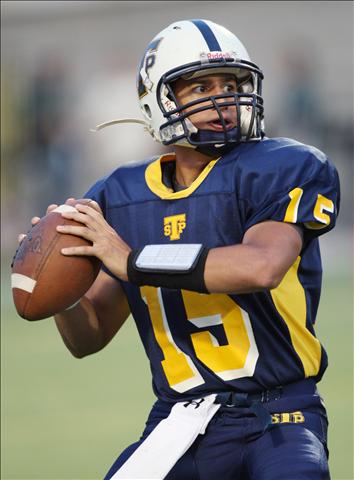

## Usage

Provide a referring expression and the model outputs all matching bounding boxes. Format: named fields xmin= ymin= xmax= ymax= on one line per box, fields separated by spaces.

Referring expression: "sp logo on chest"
xmin=164 ymin=214 xmax=186 ymax=240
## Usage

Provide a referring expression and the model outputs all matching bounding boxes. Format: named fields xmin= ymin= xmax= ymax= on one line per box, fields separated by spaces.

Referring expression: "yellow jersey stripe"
xmin=270 ymin=256 xmax=322 ymax=376
xmin=145 ymin=154 xmax=220 ymax=199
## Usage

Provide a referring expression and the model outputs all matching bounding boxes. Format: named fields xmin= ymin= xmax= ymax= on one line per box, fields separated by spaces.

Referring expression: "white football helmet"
xmin=137 ymin=19 xmax=265 ymax=155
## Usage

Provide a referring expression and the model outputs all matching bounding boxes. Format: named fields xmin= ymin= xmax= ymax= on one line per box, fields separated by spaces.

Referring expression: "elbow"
xmin=69 ymin=347 xmax=99 ymax=359
xmin=61 ymin=337 xmax=103 ymax=359
xmin=255 ymin=258 xmax=285 ymax=291
xmin=70 ymin=349 xmax=87 ymax=359
xmin=64 ymin=342 xmax=87 ymax=358
xmin=257 ymin=271 xmax=283 ymax=290
xmin=69 ymin=343 xmax=104 ymax=359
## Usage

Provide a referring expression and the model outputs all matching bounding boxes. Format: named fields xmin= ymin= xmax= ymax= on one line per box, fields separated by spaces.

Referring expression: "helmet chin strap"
xmin=191 ymin=127 xmax=240 ymax=157
xmin=195 ymin=143 xmax=237 ymax=157
xmin=90 ymin=118 xmax=154 ymax=135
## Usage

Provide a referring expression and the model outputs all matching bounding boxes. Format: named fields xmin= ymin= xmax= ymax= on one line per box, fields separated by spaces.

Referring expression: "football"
xmin=11 ymin=204 xmax=101 ymax=320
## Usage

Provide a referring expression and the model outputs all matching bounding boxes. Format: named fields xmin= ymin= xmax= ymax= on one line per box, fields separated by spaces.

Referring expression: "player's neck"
xmin=173 ymin=146 xmax=216 ymax=187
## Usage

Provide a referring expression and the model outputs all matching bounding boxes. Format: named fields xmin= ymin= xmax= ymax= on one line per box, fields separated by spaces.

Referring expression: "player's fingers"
xmin=47 ymin=204 xmax=59 ymax=214
xmin=59 ymin=211 xmax=96 ymax=229
xmin=18 ymin=233 xmax=27 ymax=243
xmin=81 ymin=200 xmax=103 ymax=215
xmin=74 ymin=203 xmax=105 ymax=224
xmin=31 ymin=216 xmax=41 ymax=226
xmin=66 ymin=197 xmax=91 ymax=205
xmin=65 ymin=198 xmax=102 ymax=214
xmin=61 ymin=245 xmax=94 ymax=256
xmin=60 ymin=207 xmax=105 ymax=230
xmin=56 ymin=224 xmax=94 ymax=241
xmin=30 ymin=204 xmax=58 ymax=227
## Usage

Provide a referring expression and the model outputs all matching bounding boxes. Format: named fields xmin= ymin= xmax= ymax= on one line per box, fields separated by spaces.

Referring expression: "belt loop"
xmin=232 ymin=393 xmax=249 ymax=407
xmin=215 ymin=392 xmax=233 ymax=406
xmin=273 ymin=386 xmax=282 ymax=401
xmin=250 ymin=402 xmax=273 ymax=432
xmin=265 ymin=390 xmax=269 ymax=403
xmin=215 ymin=392 xmax=250 ymax=407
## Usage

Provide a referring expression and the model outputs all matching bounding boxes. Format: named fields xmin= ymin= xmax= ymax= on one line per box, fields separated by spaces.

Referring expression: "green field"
xmin=1 ymin=271 xmax=353 ymax=480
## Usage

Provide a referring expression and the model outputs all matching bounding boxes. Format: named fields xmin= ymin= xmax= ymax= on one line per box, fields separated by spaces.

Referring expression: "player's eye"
xmin=223 ymin=83 xmax=237 ymax=93
xmin=193 ymin=85 xmax=207 ymax=94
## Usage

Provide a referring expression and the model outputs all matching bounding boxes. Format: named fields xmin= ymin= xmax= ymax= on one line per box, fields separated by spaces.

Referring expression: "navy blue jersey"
xmin=85 ymin=137 xmax=340 ymax=402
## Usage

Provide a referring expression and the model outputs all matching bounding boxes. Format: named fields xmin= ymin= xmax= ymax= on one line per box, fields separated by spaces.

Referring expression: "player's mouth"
xmin=207 ymin=118 xmax=235 ymax=131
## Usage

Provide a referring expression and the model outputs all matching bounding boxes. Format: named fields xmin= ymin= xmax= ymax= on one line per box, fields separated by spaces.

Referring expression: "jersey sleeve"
xmin=241 ymin=148 xmax=340 ymax=242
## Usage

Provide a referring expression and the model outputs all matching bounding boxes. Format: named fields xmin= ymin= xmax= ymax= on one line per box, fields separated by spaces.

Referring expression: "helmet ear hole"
xmin=143 ymin=104 xmax=152 ymax=119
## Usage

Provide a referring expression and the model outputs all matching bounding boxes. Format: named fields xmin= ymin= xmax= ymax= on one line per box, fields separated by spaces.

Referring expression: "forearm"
xmin=204 ymin=222 xmax=303 ymax=294
xmin=54 ymin=297 xmax=104 ymax=358
xmin=54 ymin=270 xmax=131 ymax=358
xmin=204 ymin=244 xmax=284 ymax=294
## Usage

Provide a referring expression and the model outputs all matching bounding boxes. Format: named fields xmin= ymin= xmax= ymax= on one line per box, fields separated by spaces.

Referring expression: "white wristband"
xmin=134 ymin=244 xmax=203 ymax=272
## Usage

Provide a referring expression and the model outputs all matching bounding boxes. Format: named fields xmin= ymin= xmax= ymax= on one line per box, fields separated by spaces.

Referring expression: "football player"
xmin=27 ymin=19 xmax=340 ymax=479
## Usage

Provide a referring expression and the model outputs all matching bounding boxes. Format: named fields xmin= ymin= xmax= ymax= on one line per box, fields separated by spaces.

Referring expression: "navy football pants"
xmin=105 ymin=392 xmax=329 ymax=480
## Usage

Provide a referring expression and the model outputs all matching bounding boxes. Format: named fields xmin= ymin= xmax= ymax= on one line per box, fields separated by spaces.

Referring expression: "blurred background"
xmin=1 ymin=1 xmax=353 ymax=479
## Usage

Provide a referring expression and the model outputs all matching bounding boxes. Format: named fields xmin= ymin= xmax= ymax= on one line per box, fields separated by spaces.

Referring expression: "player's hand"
xmin=56 ymin=199 xmax=131 ymax=281
xmin=17 ymin=202 xmax=60 ymax=243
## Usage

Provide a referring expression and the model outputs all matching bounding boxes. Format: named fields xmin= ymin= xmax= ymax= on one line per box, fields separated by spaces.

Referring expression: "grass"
xmin=1 ymin=271 xmax=353 ymax=479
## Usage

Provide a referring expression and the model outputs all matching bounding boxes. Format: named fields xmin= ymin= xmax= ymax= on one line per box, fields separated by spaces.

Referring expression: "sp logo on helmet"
xmin=138 ymin=37 xmax=163 ymax=97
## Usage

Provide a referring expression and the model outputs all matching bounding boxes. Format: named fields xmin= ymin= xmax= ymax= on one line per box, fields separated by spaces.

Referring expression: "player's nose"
xmin=212 ymin=85 xmax=227 ymax=96
xmin=218 ymin=96 xmax=231 ymax=111
xmin=211 ymin=86 xmax=233 ymax=108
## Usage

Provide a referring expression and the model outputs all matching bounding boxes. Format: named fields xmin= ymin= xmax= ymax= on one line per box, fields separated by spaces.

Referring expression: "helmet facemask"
xmin=157 ymin=60 xmax=264 ymax=156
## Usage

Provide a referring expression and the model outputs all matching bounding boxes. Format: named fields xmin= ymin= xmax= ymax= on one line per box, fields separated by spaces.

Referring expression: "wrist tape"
xmin=127 ymin=244 xmax=209 ymax=293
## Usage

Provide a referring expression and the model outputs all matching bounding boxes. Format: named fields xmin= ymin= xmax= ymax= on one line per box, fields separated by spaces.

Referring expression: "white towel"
xmin=111 ymin=394 xmax=220 ymax=480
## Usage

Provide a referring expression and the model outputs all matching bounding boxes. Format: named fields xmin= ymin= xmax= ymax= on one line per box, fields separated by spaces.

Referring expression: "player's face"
xmin=173 ymin=73 xmax=238 ymax=131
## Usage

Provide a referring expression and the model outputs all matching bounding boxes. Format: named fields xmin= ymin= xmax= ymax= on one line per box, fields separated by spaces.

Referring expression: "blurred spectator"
xmin=24 ymin=54 xmax=78 ymax=214
xmin=273 ymin=43 xmax=324 ymax=147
